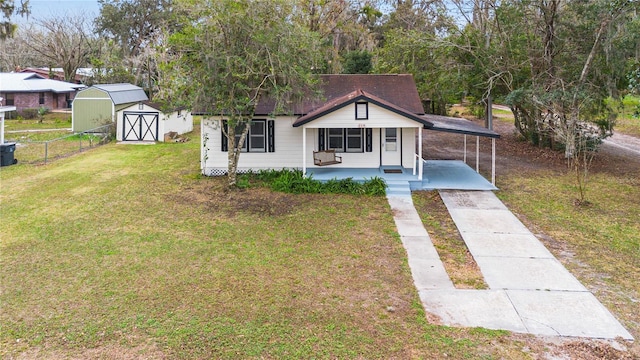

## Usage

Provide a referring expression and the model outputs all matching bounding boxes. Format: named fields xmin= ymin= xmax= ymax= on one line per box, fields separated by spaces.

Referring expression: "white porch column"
xmin=492 ymin=138 xmax=496 ymax=185
xmin=0 ymin=106 xmax=16 ymax=144
xmin=0 ymin=112 xmax=5 ymax=144
xmin=463 ymin=135 xmax=467 ymax=163
xmin=476 ymin=136 xmax=480 ymax=173
xmin=418 ymin=127 xmax=423 ymax=181
xmin=302 ymin=126 xmax=307 ymax=178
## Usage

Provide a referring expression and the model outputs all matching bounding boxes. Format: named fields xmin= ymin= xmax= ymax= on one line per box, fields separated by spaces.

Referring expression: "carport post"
xmin=492 ymin=138 xmax=496 ymax=185
xmin=476 ymin=136 xmax=479 ymax=173
xmin=0 ymin=112 xmax=4 ymax=144
xmin=463 ymin=135 xmax=467 ymax=163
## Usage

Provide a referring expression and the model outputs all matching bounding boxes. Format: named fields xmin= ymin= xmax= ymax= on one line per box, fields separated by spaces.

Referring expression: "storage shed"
xmin=116 ymin=102 xmax=193 ymax=142
xmin=72 ymin=83 xmax=148 ymax=132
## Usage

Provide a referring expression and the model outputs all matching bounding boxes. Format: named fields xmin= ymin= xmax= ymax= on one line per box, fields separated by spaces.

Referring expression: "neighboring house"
xmin=72 ymin=83 xmax=148 ymax=132
xmin=0 ymin=72 xmax=85 ymax=112
xmin=18 ymin=67 xmax=92 ymax=84
xmin=199 ymin=74 xmax=499 ymax=180
xmin=116 ymin=101 xmax=193 ymax=142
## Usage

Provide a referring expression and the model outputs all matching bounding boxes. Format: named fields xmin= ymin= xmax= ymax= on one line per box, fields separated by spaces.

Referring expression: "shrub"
xmin=19 ymin=108 xmax=40 ymax=119
xmin=239 ymin=169 xmax=386 ymax=196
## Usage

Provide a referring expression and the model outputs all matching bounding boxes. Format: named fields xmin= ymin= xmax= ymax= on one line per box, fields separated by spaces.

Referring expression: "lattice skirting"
xmin=203 ymin=167 xmax=299 ymax=177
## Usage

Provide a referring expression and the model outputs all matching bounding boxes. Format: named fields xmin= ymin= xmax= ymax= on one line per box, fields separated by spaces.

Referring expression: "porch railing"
xmin=412 ymin=153 xmax=423 ymax=180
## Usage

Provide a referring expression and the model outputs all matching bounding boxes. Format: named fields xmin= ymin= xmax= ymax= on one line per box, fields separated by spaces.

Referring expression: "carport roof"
xmin=423 ymin=114 xmax=500 ymax=138
xmin=91 ymin=83 xmax=148 ymax=105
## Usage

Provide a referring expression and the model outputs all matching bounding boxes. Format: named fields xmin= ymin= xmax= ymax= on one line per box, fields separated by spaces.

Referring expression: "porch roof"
xmin=292 ymin=89 xmax=432 ymax=128
xmin=423 ymin=114 xmax=500 ymax=139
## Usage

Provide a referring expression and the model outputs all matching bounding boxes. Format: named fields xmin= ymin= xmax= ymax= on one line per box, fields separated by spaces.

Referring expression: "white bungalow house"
xmin=199 ymin=74 xmax=499 ymax=187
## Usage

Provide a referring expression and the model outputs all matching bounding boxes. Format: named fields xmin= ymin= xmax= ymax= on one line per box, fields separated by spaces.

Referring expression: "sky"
xmin=16 ymin=0 xmax=101 ymax=25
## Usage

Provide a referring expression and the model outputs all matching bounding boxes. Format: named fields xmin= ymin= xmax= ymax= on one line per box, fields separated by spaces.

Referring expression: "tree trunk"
xmin=226 ymin=119 xmax=251 ymax=188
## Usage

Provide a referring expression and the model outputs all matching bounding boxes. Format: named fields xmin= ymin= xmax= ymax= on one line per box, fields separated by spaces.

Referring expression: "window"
xmin=324 ymin=128 xmax=363 ymax=152
xmin=327 ymin=128 xmax=344 ymax=152
xmin=5 ymin=93 xmax=14 ymax=106
xmin=346 ymin=128 xmax=363 ymax=152
xmin=355 ymin=102 xmax=368 ymax=119
xmin=222 ymin=119 xmax=274 ymax=153
xmin=39 ymin=92 xmax=45 ymax=105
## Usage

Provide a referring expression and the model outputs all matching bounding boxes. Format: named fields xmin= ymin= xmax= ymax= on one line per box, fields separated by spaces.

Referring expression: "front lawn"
xmin=0 ymin=137 xmax=529 ymax=358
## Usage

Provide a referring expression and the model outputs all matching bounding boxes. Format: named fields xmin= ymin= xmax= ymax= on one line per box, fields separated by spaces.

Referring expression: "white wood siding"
xmin=202 ymin=116 xmax=303 ymax=175
xmin=302 ymin=102 xmax=422 ymax=129
xmin=201 ymin=104 xmax=422 ymax=175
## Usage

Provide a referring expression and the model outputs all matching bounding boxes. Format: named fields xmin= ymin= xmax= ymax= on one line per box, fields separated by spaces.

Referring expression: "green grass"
xmin=7 ymin=131 xmax=109 ymax=164
xmin=4 ymin=112 xmax=72 ymax=131
xmin=608 ymin=95 xmax=640 ymax=136
xmin=496 ymin=170 xmax=640 ymax=338
xmin=0 ymin=136 xmax=529 ymax=358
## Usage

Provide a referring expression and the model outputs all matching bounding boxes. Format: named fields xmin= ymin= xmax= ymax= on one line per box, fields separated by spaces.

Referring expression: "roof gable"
xmin=292 ymin=89 xmax=432 ymax=128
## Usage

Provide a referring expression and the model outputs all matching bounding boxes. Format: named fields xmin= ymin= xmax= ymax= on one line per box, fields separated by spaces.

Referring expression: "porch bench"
xmin=313 ymin=149 xmax=342 ymax=166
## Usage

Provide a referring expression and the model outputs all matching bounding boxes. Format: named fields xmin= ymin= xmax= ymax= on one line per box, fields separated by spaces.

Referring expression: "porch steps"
xmin=385 ymin=180 xmax=412 ymax=197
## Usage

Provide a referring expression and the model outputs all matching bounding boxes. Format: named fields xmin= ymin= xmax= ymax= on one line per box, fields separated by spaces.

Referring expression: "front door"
xmin=381 ymin=128 xmax=401 ymax=166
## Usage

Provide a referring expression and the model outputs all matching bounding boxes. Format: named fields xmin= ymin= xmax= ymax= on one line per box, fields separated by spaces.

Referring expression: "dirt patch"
xmin=172 ymin=176 xmax=308 ymax=217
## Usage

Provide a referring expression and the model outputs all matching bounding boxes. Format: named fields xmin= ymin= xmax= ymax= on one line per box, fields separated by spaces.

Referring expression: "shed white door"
xmin=381 ymin=128 xmax=401 ymax=166
xmin=123 ymin=112 xmax=159 ymax=141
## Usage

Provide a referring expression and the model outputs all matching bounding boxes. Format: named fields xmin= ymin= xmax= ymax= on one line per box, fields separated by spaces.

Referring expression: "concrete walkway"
xmin=387 ymin=189 xmax=633 ymax=340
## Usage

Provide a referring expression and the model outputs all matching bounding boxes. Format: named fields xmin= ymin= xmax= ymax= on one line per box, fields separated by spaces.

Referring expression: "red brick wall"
xmin=1 ymin=91 xmax=77 ymax=112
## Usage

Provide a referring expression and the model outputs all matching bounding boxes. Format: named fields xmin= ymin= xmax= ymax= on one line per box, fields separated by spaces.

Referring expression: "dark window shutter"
xmin=318 ymin=128 xmax=325 ymax=151
xmin=221 ymin=121 xmax=228 ymax=152
xmin=267 ymin=120 xmax=275 ymax=152
xmin=365 ymin=128 xmax=372 ymax=152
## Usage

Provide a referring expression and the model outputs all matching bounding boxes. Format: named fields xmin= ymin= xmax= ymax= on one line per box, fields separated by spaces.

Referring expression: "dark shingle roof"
xmin=254 ymin=74 xmax=425 ymax=116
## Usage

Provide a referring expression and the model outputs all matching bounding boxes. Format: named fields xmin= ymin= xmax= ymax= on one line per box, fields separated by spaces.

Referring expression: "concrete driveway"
xmin=387 ymin=189 xmax=633 ymax=340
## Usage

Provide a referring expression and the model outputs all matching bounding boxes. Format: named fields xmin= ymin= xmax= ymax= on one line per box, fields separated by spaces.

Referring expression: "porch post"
xmin=463 ymin=135 xmax=467 ymax=163
xmin=0 ymin=112 xmax=4 ymax=144
xmin=491 ymin=138 xmax=496 ymax=185
xmin=476 ymin=136 xmax=480 ymax=173
xmin=418 ymin=127 xmax=423 ymax=181
xmin=302 ymin=126 xmax=307 ymax=178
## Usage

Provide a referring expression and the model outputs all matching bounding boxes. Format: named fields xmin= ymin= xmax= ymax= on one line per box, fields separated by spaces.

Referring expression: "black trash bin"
xmin=0 ymin=142 xmax=17 ymax=166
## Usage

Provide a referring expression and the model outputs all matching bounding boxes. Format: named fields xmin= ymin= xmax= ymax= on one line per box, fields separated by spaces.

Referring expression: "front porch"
xmin=307 ymin=160 xmax=497 ymax=191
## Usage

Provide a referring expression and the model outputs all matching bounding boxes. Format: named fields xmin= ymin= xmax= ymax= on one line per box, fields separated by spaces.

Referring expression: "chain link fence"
xmin=7 ymin=124 xmax=115 ymax=164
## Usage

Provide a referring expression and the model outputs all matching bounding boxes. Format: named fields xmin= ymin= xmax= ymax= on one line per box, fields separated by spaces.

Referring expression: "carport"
xmin=423 ymin=114 xmax=500 ymax=186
